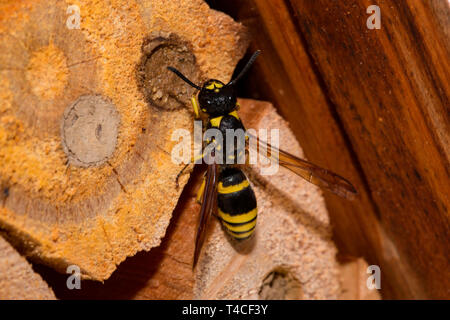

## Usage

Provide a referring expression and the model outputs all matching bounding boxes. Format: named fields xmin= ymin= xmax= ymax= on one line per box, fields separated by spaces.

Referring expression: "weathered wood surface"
xmin=35 ymin=99 xmax=346 ymax=300
xmin=2 ymin=0 xmax=447 ymax=300
xmin=0 ymin=236 xmax=56 ymax=299
xmin=0 ymin=0 xmax=247 ymax=281
xmin=35 ymin=183 xmax=199 ymax=299
xmin=210 ymin=0 xmax=449 ymax=299
xmin=339 ymin=256 xmax=381 ymax=300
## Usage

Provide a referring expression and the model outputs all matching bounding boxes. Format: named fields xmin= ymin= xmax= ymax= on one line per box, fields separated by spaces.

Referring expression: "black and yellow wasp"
xmin=168 ymin=51 xmax=356 ymax=267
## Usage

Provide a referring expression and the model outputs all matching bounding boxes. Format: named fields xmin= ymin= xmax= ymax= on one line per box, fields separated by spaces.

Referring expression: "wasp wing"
xmin=247 ymin=133 xmax=357 ymax=199
xmin=193 ymin=160 xmax=218 ymax=268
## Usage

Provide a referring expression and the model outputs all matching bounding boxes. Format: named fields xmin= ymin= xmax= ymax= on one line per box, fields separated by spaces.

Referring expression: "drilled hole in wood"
xmin=136 ymin=33 xmax=201 ymax=111
xmin=61 ymin=95 xmax=120 ymax=167
xmin=259 ymin=268 xmax=303 ymax=300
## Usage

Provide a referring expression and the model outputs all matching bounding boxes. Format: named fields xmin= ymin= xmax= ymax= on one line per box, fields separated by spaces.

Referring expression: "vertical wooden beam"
xmin=288 ymin=0 xmax=449 ymax=299
xmin=209 ymin=0 xmax=449 ymax=298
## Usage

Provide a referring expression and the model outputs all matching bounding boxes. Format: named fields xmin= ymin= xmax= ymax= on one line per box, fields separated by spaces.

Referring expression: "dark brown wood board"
xmin=208 ymin=0 xmax=450 ymax=299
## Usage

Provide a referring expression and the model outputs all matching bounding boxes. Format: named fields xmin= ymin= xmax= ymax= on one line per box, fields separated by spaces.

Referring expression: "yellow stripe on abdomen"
xmin=218 ymin=208 xmax=257 ymax=225
xmin=226 ymin=228 xmax=255 ymax=239
xmin=219 ymin=208 xmax=257 ymax=240
xmin=222 ymin=218 xmax=256 ymax=233
xmin=217 ymin=180 xmax=249 ymax=194
xmin=217 ymin=168 xmax=257 ymax=240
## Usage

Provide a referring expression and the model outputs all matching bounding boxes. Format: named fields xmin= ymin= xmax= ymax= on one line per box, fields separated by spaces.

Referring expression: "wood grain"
xmin=0 ymin=0 xmax=247 ymax=281
xmin=2 ymin=0 xmax=447 ymax=300
xmin=290 ymin=0 xmax=449 ymax=299
xmin=208 ymin=0 xmax=449 ymax=299
xmin=339 ymin=256 xmax=381 ymax=300
xmin=34 ymin=99 xmax=344 ymax=300
xmin=0 ymin=236 xmax=56 ymax=299
xmin=34 ymin=177 xmax=200 ymax=299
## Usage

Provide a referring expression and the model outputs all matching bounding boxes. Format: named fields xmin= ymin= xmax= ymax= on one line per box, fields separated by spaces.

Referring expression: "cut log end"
xmin=61 ymin=94 xmax=120 ymax=167
xmin=0 ymin=0 xmax=248 ymax=281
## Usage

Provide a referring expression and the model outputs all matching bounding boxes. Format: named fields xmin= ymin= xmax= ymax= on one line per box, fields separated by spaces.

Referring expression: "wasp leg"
xmin=196 ymin=174 xmax=206 ymax=204
xmin=191 ymin=95 xmax=200 ymax=119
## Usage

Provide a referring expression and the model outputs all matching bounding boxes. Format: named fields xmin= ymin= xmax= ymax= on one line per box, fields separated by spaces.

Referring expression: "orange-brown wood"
xmin=35 ymin=172 xmax=201 ymax=299
xmin=2 ymin=0 xmax=448 ymax=300
xmin=35 ymin=99 xmax=348 ymax=300
xmin=0 ymin=0 xmax=247 ymax=283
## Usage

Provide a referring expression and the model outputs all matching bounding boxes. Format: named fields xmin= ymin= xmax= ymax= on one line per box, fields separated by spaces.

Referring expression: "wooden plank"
xmin=0 ymin=236 xmax=56 ymax=299
xmin=288 ymin=0 xmax=450 ymax=299
xmin=339 ymin=257 xmax=381 ymax=300
xmin=210 ymin=0 xmax=399 ymax=298
xmin=208 ymin=0 xmax=449 ymax=298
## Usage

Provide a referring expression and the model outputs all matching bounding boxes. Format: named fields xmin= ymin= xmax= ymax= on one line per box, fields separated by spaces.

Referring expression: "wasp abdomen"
xmin=217 ymin=168 xmax=257 ymax=240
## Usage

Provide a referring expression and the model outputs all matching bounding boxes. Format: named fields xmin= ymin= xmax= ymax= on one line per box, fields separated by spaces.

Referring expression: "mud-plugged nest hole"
xmin=259 ymin=268 xmax=303 ymax=300
xmin=136 ymin=33 xmax=202 ymax=111
xmin=61 ymin=95 xmax=119 ymax=167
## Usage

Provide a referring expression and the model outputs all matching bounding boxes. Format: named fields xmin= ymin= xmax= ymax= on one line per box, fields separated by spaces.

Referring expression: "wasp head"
xmin=167 ymin=50 xmax=260 ymax=117
xmin=198 ymin=80 xmax=237 ymax=116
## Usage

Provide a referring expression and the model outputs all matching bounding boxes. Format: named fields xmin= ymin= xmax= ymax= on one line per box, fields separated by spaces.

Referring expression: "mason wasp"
xmin=168 ymin=51 xmax=356 ymax=267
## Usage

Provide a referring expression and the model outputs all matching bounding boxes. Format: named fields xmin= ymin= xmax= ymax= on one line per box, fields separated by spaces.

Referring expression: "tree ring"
xmin=61 ymin=95 xmax=120 ymax=167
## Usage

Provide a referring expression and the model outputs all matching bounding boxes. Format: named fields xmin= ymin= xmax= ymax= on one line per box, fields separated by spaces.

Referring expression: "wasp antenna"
xmin=227 ymin=50 xmax=261 ymax=86
xmin=167 ymin=66 xmax=202 ymax=90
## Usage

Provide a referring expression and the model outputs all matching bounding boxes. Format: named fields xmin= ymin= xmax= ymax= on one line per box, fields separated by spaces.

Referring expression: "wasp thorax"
xmin=198 ymin=79 xmax=237 ymax=116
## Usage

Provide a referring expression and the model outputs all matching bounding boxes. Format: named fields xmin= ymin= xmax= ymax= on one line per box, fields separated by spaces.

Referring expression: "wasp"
xmin=167 ymin=51 xmax=356 ymax=267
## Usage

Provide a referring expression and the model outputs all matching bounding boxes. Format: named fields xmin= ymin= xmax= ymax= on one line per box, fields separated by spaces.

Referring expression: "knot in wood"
xmin=61 ymin=95 xmax=119 ymax=167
